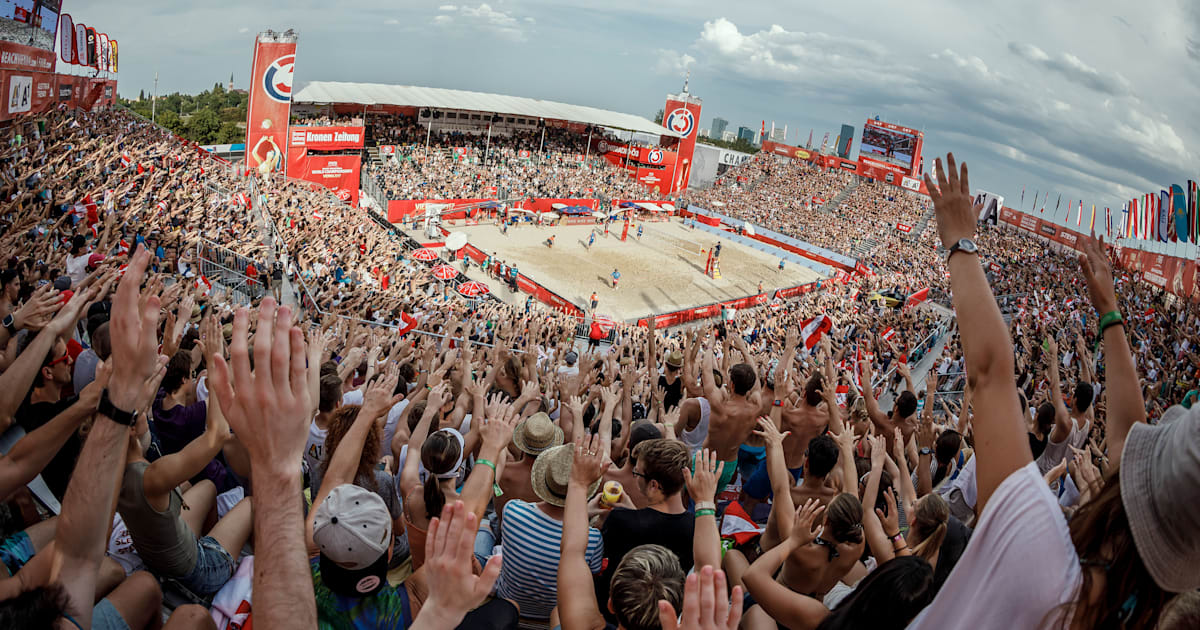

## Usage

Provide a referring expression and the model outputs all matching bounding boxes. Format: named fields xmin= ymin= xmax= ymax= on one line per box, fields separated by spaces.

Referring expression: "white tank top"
xmin=680 ymin=397 xmax=711 ymax=455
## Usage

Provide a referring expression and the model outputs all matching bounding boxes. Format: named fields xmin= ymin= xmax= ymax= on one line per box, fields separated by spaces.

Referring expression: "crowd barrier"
xmin=679 ymin=205 xmax=859 ymax=272
xmin=456 ymin=240 xmax=585 ymax=317
xmin=632 ymin=281 xmax=826 ymax=328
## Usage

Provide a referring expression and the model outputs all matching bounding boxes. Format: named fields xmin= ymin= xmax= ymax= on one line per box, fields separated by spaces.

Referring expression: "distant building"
xmin=699 ymin=128 xmax=709 ymax=139
xmin=737 ymin=126 xmax=754 ymax=143
xmin=769 ymin=127 xmax=786 ymax=142
xmin=721 ymin=130 xmax=736 ymax=142
xmin=710 ymin=117 xmax=728 ymax=138
xmin=838 ymin=124 xmax=855 ymax=158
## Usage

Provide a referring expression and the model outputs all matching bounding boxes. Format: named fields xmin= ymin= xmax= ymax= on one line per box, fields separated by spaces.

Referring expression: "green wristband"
xmin=695 ymin=508 xmax=716 ymax=518
xmin=1098 ymin=310 xmax=1123 ymax=334
xmin=475 ymin=458 xmax=503 ymax=497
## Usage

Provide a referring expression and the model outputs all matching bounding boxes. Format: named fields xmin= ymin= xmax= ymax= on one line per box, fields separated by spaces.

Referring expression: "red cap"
xmin=66 ymin=339 xmax=84 ymax=361
xmin=59 ymin=289 xmax=74 ymax=305
xmin=87 ymin=253 xmax=105 ymax=268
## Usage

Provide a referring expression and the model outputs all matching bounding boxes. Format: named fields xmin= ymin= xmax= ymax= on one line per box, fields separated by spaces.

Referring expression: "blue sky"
xmin=67 ymin=1 xmax=1199 ymax=239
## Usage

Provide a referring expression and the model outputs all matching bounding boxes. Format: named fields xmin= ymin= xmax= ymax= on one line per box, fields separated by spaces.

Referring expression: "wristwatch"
xmin=919 ymin=447 xmax=933 ymax=457
xmin=2 ymin=313 xmax=15 ymax=335
xmin=97 ymin=389 xmax=139 ymax=426
xmin=946 ymin=238 xmax=978 ymax=261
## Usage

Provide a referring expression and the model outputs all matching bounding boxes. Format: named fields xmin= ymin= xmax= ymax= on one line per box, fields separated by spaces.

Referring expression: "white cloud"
xmin=653 ymin=48 xmax=695 ymax=76
xmin=384 ymin=18 xmax=399 ymax=25
xmin=237 ymin=27 xmax=249 ymax=33
xmin=432 ymin=3 xmax=531 ymax=42
xmin=1008 ymin=42 xmax=1132 ymax=96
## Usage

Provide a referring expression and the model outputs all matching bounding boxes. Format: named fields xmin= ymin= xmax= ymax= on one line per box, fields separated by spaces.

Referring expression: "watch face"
xmin=957 ymin=239 xmax=978 ymax=253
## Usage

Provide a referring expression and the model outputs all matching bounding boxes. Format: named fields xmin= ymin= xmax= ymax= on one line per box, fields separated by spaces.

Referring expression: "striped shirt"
xmin=495 ymin=500 xmax=603 ymax=620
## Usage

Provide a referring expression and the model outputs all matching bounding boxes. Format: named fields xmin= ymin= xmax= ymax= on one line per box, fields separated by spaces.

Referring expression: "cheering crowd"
xmin=0 ymin=103 xmax=1195 ymax=630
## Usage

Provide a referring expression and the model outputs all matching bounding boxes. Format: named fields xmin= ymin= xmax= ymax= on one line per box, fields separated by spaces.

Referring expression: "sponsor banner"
xmin=900 ymin=176 xmax=925 ymax=193
xmin=387 ymin=198 xmax=492 ymax=222
xmin=74 ymin=23 xmax=85 ymax=66
xmin=59 ymin=14 xmax=74 ymax=63
xmin=857 ymin=156 xmax=908 ymax=186
xmin=109 ymin=39 xmax=117 ymax=72
xmin=288 ymin=125 xmax=364 ymax=151
xmin=760 ymin=140 xmax=812 ymax=161
xmin=379 ymin=145 xmax=395 ymax=156
xmin=246 ymin=35 xmax=296 ymax=172
xmin=292 ymin=154 xmax=360 ymax=207
xmin=523 ymin=198 xmax=598 ymax=214
xmin=85 ymin=26 xmax=96 ymax=67
xmin=896 ymin=223 xmax=912 ymax=233
xmin=664 ymin=93 xmax=701 ymax=191
xmin=0 ymin=40 xmax=56 ymax=73
xmin=774 ymin=283 xmax=818 ymax=300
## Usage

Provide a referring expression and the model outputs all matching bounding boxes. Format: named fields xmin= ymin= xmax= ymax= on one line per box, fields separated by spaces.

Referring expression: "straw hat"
xmin=665 ymin=350 xmax=684 ymax=369
xmin=530 ymin=444 xmax=600 ymax=508
xmin=512 ymin=412 xmax=563 ymax=456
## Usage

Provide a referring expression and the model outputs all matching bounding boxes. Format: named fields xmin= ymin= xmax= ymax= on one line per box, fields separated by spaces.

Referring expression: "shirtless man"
xmin=697 ymin=332 xmax=772 ymax=494
xmin=860 ymin=359 xmax=919 ymax=455
xmin=496 ymin=411 xmax=562 ymax=527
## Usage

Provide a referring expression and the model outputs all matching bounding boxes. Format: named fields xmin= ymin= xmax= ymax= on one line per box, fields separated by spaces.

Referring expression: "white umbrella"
xmin=712 ymin=201 xmax=726 ymax=207
xmin=509 ymin=208 xmax=533 ymax=214
xmin=541 ymin=212 xmax=559 ymax=220
xmin=445 ymin=232 xmax=468 ymax=251
xmin=592 ymin=211 xmax=607 ymax=218
xmin=743 ymin=224 xmax=756 ymax=236
xmin=661 ymin=203 xmax=676 ymax=211
xmin=551 ymin=203 xmax=567 ymax=210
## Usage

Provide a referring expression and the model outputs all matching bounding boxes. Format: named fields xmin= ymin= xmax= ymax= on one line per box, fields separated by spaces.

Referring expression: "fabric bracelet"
xmin=695 ymin=508 xmax=716 ymax=518
xmin=1098 ymin=310 xmax=1123 ymax=333
xmin=475 ymin=458 xmax=503 ymax=497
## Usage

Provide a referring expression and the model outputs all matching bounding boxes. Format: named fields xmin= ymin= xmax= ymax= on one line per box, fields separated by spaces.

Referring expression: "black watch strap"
xmin=97 ymin=389 xmax=138 ymax=426
xmin=2 ymin=314 xmax=15 ymax=335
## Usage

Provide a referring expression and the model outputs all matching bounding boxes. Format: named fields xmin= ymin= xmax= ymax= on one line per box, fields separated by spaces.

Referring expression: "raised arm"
xmin=0 ymin=286 xmax=88 ymax=431
xmin=1044 ymin=335 xmax=1072 ymax=444
xmin=755 ymin=417 xmax=794 ymax=552
xmin=924 ymin=153 xmax=1029 ymax=512
xmin=684 ymin=448 xmax=724 ymax=572
xmin=458 ymin=397 xmax=518 ymax=522
xmin=1077 ymin=233 xmax=1143 ymax=467
xmin=52 ymin=248 xmax=160 ymax=629
xmin=858 ymin=360 xmax=893 ymax=432
xmin=558 ymin=433 xmax=610 ymax=630
xmin=400 ymin=384 xmax=449 ymax=499
xmin=741 ymin=500 xmax=830 ymax=630
xmin=142 ymin=393 xmax=229 ymax=501
xmin=208 ymin=295 xmax=321 ymax=630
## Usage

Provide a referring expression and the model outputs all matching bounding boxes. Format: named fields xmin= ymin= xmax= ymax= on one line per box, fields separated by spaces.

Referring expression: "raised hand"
xmin=362 ymin=367 xmax=402 ymax=421
xmin=11 ymin=284 xmax=59 ymax=331
xmin=571 ymin=433 xmax=610 ymax=486
xmin=923 ymin=153 xmax=979 ymax=249
xmin=418 ymin=501 xmax=503 ymax=630
xmin=683 ymin=448 xmax=724 ymax=505
xmin=658 ymin=566 xmax=743 ymax=630
xmin=752 ymin=417 xmax=790 ymax=451
xmin=107 ymin=248 xmax=165 ymax=411
xmin=1078 ymin=231 xmax=1118 ymax=315
xmin=789 ymin=498 xmax=826 ymax=546
xmin=207 ymin=298 xmax=314 ymax=478
xmin=875 ymin=488 xmax=901 ymax=537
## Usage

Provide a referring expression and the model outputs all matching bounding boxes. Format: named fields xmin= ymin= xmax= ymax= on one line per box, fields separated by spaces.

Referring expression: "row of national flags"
xmin=1019 ymin=181 xmax=1200 ymax=244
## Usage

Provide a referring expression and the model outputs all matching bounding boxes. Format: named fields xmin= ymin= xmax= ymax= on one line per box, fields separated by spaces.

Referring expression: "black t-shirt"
xmin=14 ymin=396 xmax=81 ymax=500
xmin=932 ymin=514 xmax=973 ymax=592
xmin=596 ymin=507 xmax=694 ymax=619
xmin=658 ymin=373 xmax=683 ymax=411
xmin=1028 ymin=432 xmax=1048 ymax=460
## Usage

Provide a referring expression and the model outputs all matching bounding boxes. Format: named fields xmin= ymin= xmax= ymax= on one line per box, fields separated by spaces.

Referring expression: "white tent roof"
xmin=292 ymin=81 xmax=679 ymax=137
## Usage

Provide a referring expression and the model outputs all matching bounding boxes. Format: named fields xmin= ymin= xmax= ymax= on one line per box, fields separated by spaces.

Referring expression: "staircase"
xmin=909 ymin=205 xmax=936 ymax=239
xmin=817 ymin=178 xmax=859 ymax=214
xmin=365 ymin=145 xmax=383 ymax=167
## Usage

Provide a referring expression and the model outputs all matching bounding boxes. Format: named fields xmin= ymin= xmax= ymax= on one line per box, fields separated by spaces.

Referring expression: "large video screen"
xmin=0 ymin=0 xmax=60 ymax=51
xmin=860 ymin=122 xmax=917 ymax=169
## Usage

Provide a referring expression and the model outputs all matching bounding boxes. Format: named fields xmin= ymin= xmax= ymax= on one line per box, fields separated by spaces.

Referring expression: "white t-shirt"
xmin=303 ymin=419 xmax=328 ymax=480
xmin=908 ymin=461 xmax=1081 ymax=629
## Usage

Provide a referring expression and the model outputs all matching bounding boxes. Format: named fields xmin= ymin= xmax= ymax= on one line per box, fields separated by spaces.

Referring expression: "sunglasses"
xmin=46 ymin=352 xmax=72 ymax=368
xmin=812 ymin=536 xmax=840 ymax=561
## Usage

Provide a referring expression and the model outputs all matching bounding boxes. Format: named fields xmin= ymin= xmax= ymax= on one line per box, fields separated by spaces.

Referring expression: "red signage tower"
xmin=663 ymin=76 xmax=702 ymax=192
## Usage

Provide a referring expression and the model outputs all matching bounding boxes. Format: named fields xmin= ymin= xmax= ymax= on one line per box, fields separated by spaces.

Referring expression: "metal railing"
xmin=194 ymin=239 xmax=265 ymax=305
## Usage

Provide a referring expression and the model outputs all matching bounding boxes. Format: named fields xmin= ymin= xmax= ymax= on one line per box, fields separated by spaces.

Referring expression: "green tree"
xmin=217 ymin=122 xmax=245 ymax=144
xmin=138 ymin=89 xmax=145 ymax=101
xmin=156 ymin=110 xmax=182 ymax=133
xmin=653 ymin=108 xmax=664 ymax=124
xmin=186 ymin=109 xmax=221 ymax=144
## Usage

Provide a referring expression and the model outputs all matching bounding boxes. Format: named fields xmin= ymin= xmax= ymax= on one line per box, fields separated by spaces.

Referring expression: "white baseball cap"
xmin=313 ymin=484 xmax=392 ymax=597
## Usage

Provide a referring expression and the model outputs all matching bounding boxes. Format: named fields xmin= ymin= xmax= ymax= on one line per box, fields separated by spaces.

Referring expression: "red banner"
xmin=663 ymin=93 xmax=702 ymax=190
xmin=288 ymin=125 xmax=365 ymax=151
xmin=0 ymin=40 xmax=56 ymax=73
xmin=379 ymin=145 xmax=395 ymax=156
xmin=291 ymin=154 xmax=360 ymax=207
xmin=387 ymin=199 xmax=492 ymax=222
xmin=760 ymin=140 xmax=813 ymax=161
xmin=895 ymin=223 xmax=912 ymax=233
xmin=246 ymin=35 xmax=296 ymax=172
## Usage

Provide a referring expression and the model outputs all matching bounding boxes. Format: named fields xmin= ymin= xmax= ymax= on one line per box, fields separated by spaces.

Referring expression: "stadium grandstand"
xmin=0 ymin=17 xmax=1197 ymax=630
